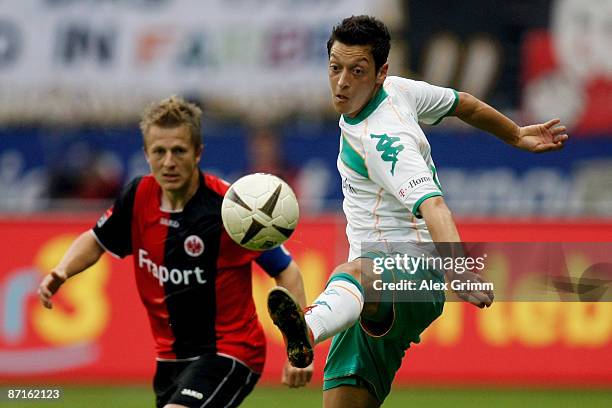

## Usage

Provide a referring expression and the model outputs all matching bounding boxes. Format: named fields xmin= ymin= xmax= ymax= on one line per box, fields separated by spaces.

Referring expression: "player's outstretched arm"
xmin=38 ymin=230 xmax=105 ymax=309
xmin=420 ymin=196 xmax=493 ymax=308
xmin=452 ymin=92 xmax=569 ymax=153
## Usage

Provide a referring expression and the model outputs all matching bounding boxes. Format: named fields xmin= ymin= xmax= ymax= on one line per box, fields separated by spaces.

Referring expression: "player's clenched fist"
xmin=451 ymin=270 xmax=494 ymax=309
xmin=282 ymin=360 xmax=313 ymax=388
xmin=38 ymin=271 xmax=66 ymax=309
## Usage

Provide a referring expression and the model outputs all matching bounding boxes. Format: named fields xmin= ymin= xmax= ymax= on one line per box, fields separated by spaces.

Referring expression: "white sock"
xmin=304 ymin=273 xmax=364 ymax=344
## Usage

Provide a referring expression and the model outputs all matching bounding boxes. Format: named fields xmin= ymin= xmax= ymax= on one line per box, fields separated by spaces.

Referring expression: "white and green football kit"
xmin=338 ymin=75 xmax=458 ymax=260
xmin=324 ymin=76 xmax=457 ymax=402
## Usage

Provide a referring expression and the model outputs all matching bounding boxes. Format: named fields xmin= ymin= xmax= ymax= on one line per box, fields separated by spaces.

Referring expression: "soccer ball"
xmin=221 ymin=173 xmax=299 ymax=251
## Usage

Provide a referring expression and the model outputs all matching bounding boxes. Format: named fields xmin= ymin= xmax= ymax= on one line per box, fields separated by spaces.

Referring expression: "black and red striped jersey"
xmin=92 ymin=172 xmax=290 ymax=373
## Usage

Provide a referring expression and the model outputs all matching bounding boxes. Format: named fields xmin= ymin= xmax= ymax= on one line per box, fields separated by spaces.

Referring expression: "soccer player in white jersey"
xmin=268 ymin=15 xmax=569 ymax=408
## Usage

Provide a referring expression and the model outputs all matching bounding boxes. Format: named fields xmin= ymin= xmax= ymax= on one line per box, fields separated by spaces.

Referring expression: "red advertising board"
xmin=0 ymin=215 xmax=611 ymax=386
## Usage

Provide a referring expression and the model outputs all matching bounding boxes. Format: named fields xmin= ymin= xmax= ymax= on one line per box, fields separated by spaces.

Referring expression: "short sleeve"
xmin=391 ymin=77 xmax=458 ymax=125
xmin=92 ymin=177 xmax=141 ymax=258
xmin=365 ymin=132 xmax=442 ymax=218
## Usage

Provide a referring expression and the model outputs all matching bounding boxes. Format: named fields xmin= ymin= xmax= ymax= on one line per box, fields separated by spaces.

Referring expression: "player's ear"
xmin=142 ymin=133 xmax=152 ymax=163
xmin=195 ymin=144 xmax=203 ymax=164
xmin=376 ymin=62 xmax=388 ymax=85
xmin=142 ymin=146 xmax=150 ymax=164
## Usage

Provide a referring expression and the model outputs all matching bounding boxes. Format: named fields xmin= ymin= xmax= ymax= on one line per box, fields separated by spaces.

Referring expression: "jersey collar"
xmin=159 ymin=171 xmax=204 ymax=213
xmin=342 ymin=86 xmax=388 ymax=125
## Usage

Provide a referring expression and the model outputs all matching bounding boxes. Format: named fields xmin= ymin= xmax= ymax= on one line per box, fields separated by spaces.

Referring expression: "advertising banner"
xmin=0 ymin=216 xmax=611 ymax=385
xmin=0 ymin=0 xmax=383 ymax=121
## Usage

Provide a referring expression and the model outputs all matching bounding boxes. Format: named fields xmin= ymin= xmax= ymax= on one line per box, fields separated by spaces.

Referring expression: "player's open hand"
xmin=282 ymin=360 xmax=313 ymax=388
xmin=515 ymin=118 xmax=569 ymax=153
xmin=38 ymin=271 xmax=66 ymax=309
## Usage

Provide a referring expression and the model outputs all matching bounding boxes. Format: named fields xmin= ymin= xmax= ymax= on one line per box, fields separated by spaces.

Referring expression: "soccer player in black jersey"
xmin=38 ymin=96 xmax=313 ymax=407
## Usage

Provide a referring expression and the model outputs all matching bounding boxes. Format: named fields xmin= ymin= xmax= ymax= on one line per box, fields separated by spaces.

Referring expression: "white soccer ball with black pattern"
xmin=221 ymin=173 xmax=299 ymax=251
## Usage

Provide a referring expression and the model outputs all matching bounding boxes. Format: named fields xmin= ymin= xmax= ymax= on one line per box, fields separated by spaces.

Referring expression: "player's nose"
xmin=337 ymin=69 xmax=350 ymax=88
xmin=162 ymin=152 xmax=176 ymax=167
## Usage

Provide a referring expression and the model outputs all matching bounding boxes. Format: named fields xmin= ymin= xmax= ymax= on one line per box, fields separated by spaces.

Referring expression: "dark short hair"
xmin=327 ymin=15 xmax=391 ymax=73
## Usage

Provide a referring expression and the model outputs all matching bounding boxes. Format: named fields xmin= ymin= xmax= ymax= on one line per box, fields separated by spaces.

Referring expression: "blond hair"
xmin=139 ymin=95 xmax=203 ymax=148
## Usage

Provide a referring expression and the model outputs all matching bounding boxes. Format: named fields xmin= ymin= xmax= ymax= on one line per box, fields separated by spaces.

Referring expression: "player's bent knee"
xmin=164 ymin=404 xmax=189 ymax=408
xmin=323 ymin=385 xmax=380 ymax=408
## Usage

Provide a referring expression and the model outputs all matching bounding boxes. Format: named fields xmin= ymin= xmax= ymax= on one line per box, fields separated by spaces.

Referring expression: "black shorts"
xmin=153 ymin=354 xmax=260 ymax=408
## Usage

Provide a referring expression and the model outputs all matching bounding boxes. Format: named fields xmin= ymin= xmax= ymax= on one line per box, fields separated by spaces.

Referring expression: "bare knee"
xmin=323 ymin=385 xmax=380 ymax=408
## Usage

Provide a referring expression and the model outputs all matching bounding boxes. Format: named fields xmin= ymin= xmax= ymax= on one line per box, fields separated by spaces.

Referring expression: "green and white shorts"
xmin=323 ymin=252 xmax=445 ymax=403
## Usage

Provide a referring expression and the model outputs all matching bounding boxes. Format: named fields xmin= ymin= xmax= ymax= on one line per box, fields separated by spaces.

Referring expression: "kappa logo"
xmin=184 ymin=235 xmax=204 ymax=257
xmin=180 ymin=388 xmax=203 ymax=400
xmin=314 ymin=300 xmax=332 ymax=311
xmin=370 ymin=133 xmax=404 ymax=175
xmin=323 ymin=288 xmax=340 ymax=296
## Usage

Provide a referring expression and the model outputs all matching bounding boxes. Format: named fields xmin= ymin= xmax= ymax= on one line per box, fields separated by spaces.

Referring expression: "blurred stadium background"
xmin=1 ymin=0 xmax=611 ymax=406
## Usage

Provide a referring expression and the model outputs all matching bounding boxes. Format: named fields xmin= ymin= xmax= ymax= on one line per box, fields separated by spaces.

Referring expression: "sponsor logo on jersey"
xmin=180 ymin=388 xmax=204 ymax=400
xmin=406 ymin=176 xmax=433 ymax=190
xmin=342 ymin=177 xmax=357 ymax=195
xmin=97 ymin=206 xmax=113 ymax=228
xmin=184 ymin=235 xmax=204 ymax=257
xmin=160 ymin=217 xmax=180 ymax=228
xmin=138 ymin=249 xmax=207 ymax=286
xmin=370 ymin=133 xmax=404 ymax=175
